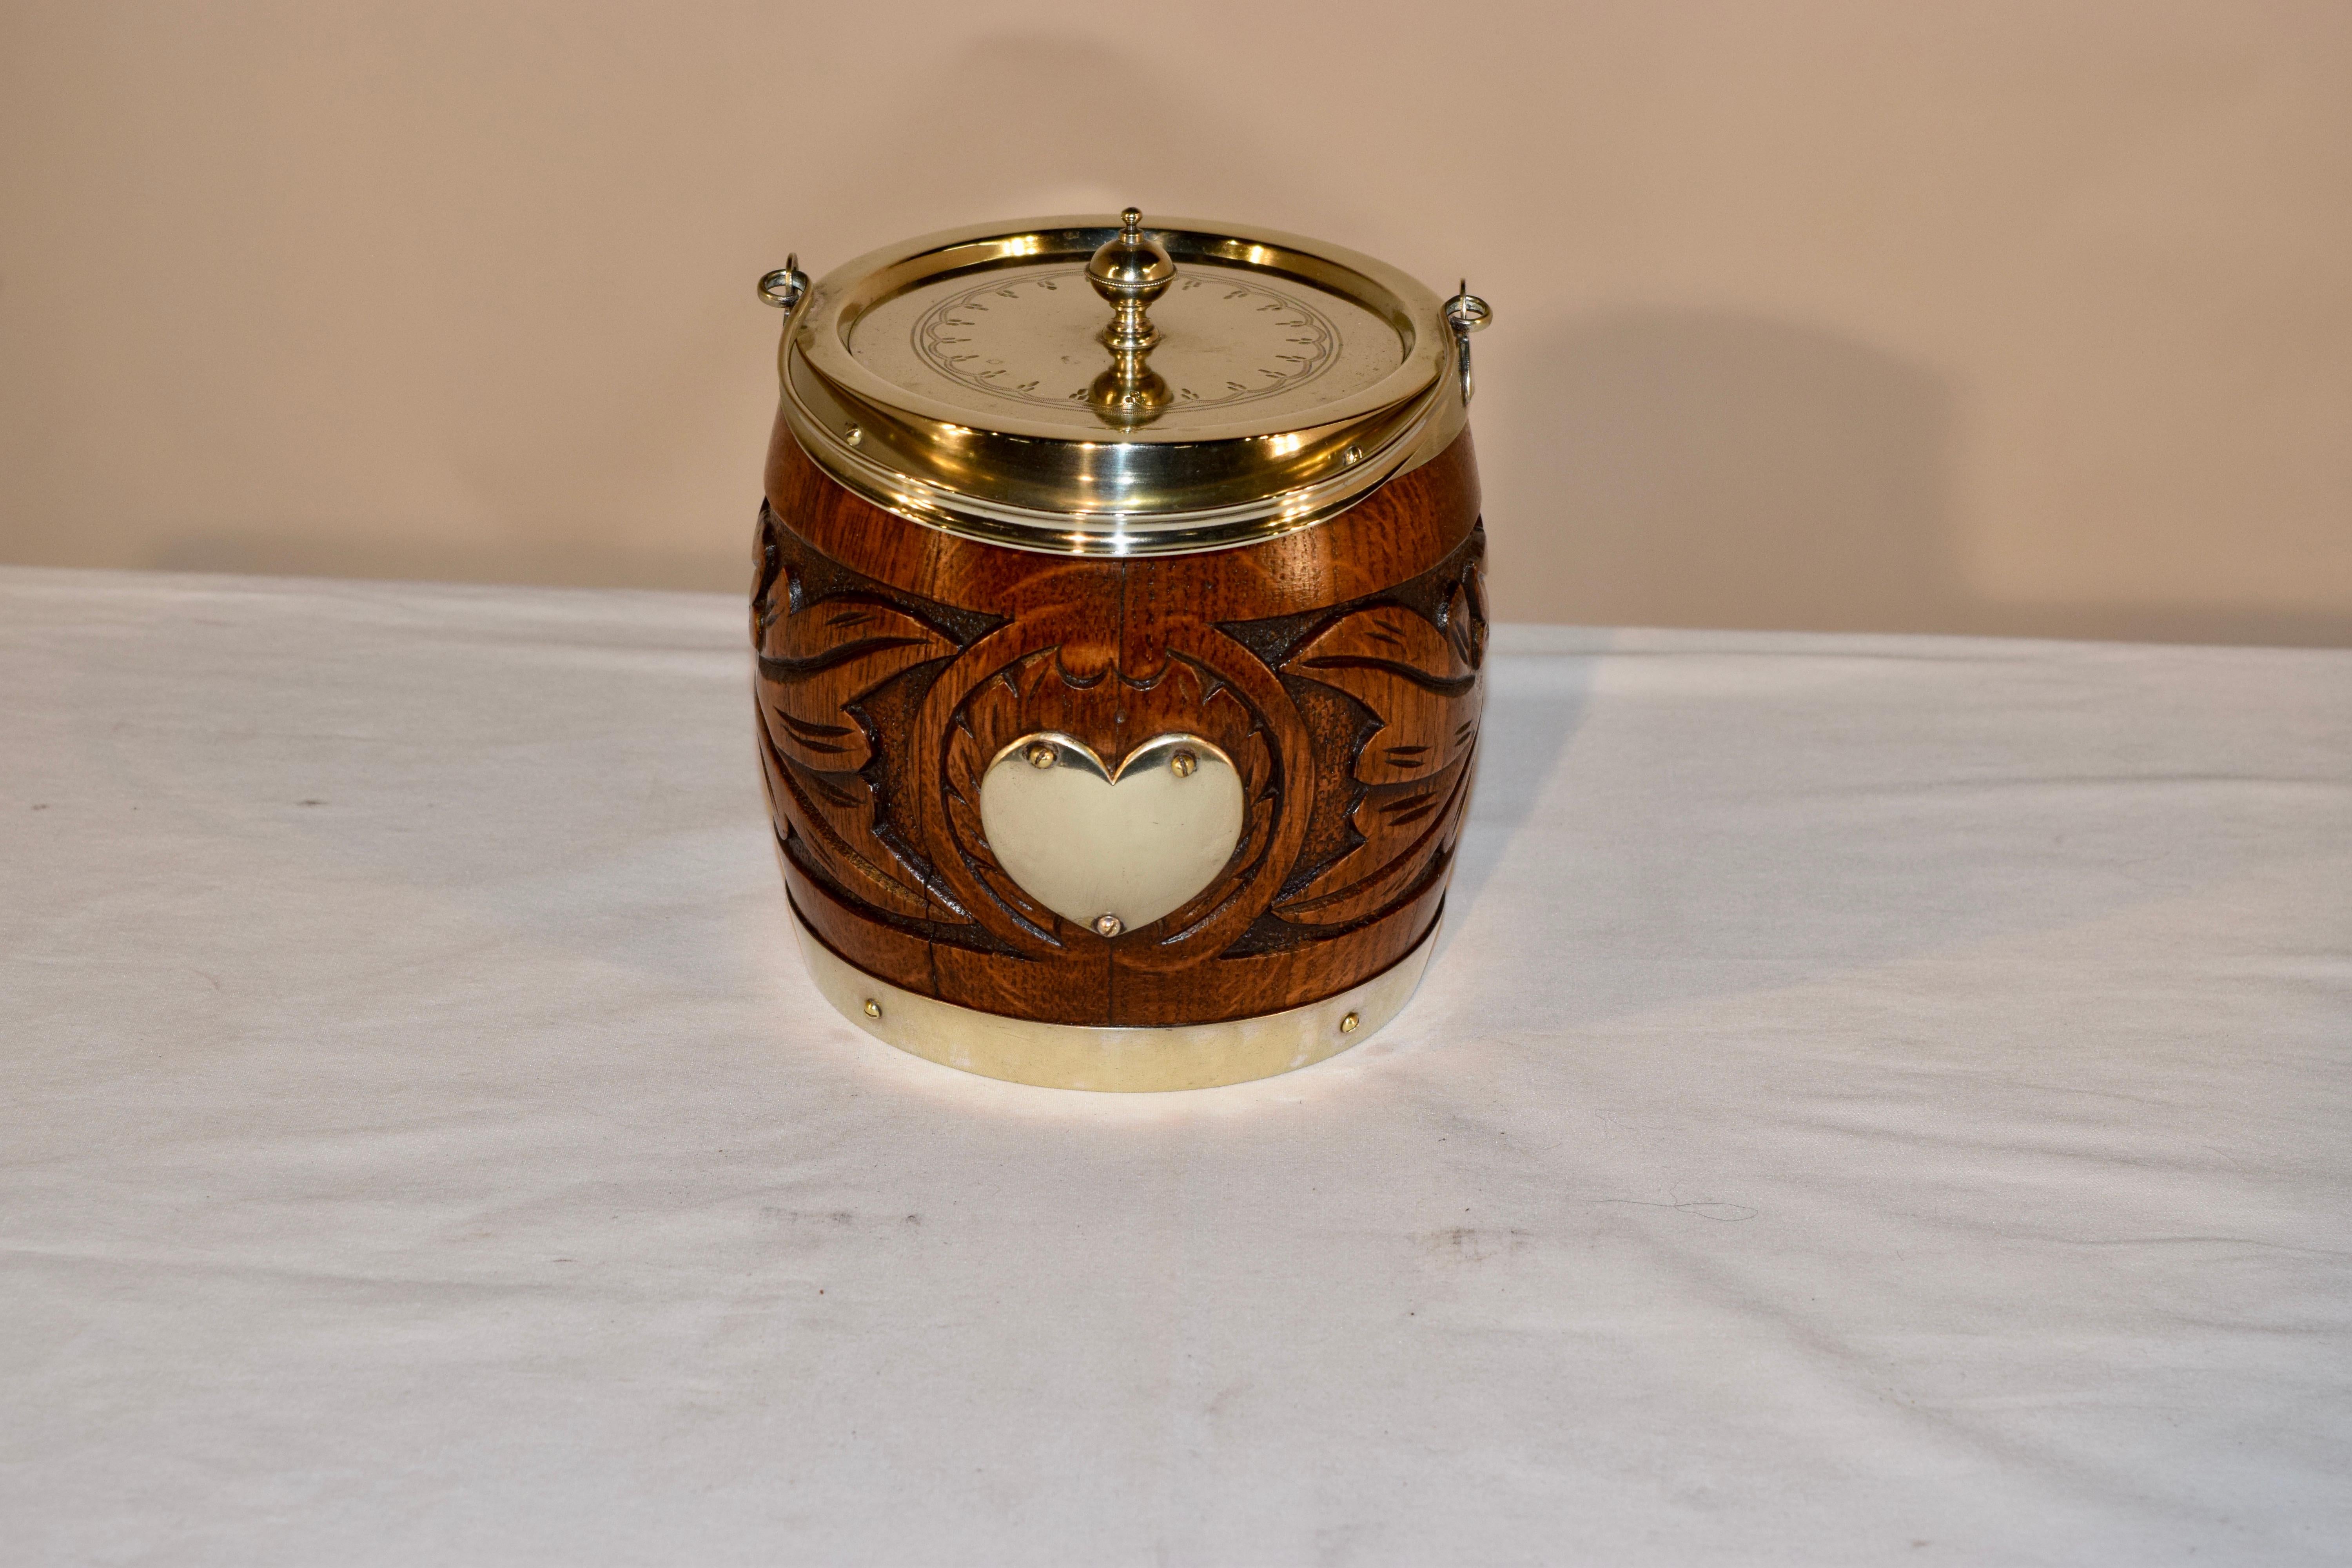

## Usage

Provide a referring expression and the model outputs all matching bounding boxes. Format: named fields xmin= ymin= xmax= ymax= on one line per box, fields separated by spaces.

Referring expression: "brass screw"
xmin=1093 ymin=913 xmax=1124 ymax=939
xmin=1169 ymin=748 xmax=1197 ymax=779
xmin=863 ymin=998 xmax=882 ymax=1019
xmin=844 ymin=423 xmax=863 ymax=446
xmin=1339 ymin=1011 xmax=1359 ymax=1034
xmin=1026 ymin=742 xmax=1056 ymax=769
xmin=1343 ymin=445 xmax=1363 ymax=465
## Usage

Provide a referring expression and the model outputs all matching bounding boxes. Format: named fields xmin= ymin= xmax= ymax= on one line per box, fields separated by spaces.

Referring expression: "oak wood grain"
xmin=756 ymin=423 xmax=1486 ymax=1028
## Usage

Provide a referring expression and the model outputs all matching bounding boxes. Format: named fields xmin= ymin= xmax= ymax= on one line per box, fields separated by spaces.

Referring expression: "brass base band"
xmin=790 ymin=910 xmax=1441 ymax=1092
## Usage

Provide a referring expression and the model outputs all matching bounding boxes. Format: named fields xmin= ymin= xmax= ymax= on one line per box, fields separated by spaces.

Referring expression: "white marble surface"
xmin=3 ymin=567 xmax=2347 ymax=1566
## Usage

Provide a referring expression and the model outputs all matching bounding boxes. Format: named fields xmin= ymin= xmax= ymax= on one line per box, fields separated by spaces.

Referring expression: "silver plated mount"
xmin=976 ymin=731 xmax=1244 ymax=936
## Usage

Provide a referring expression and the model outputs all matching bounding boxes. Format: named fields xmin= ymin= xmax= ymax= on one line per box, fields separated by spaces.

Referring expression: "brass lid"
xmin=761 ymin=211 xmax=1489 ymax=556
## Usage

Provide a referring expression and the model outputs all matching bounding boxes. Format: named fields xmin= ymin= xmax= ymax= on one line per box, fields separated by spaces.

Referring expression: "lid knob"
xmin=1085 ymin=209 xmax=1176 ymax=427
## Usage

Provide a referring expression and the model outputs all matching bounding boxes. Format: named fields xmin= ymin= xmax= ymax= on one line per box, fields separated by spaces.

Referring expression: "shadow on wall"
xmin=1490 ymin=309 xmax=2352 ymax=648
xmin=147 ymin=305 xmax=2350 ymax=647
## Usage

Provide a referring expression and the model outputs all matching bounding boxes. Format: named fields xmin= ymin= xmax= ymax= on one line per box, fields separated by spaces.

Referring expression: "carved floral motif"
xmin=753 ymin=502 xmax=1485 ymax=969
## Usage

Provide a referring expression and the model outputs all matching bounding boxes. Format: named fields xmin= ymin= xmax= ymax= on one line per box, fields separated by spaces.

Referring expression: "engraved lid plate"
xmin=770 ymin=213 xmax=1469 ymax=556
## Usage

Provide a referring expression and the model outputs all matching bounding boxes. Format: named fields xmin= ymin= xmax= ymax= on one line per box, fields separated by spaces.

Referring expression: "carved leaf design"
xmin=755 ymin=576 xmax=955 ymax=920
xmin=1275 ymin=595 xmax=1483 ymax=930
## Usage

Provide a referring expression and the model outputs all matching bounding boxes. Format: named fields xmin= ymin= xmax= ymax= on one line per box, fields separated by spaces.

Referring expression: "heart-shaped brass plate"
xmin=977 ymin=731 xmax=1245 ymax=937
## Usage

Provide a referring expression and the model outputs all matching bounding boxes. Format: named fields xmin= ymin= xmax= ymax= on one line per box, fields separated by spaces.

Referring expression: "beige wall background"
xmin=3 ymin=1 xmax=2347 ymax=644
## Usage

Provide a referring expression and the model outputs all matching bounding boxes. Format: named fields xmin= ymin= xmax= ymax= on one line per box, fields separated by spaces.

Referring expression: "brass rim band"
xmin=789 ymin=907 xmax=1442 ymax=1092
xmin=775 ymin=214 xmax=1467 ymax=557
xmin=782 ymin=349 xmax=1459 ymax=557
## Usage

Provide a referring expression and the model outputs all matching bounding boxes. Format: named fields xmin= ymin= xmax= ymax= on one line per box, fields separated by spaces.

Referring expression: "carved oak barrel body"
xmin=752 ymin=213 xmax=1493 ymax=1090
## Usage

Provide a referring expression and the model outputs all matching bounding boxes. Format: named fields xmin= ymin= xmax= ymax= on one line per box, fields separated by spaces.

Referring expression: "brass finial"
xmin=1085 ymin=207 xmax=1176 ymax=427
